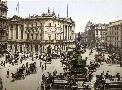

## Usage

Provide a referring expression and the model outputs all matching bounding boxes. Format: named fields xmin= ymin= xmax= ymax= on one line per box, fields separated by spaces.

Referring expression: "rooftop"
xmin=24 ymin=8 xmax=75 ymax=24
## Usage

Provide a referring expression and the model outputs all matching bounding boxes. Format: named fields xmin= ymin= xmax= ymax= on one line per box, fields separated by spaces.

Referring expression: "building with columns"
xmin=7 ymin=15 xmax=25 ymax=53
xmin=7 ymin=9 xmax=75 ymax=54
xmin=0 ymin=0 xmax=8 ymax=53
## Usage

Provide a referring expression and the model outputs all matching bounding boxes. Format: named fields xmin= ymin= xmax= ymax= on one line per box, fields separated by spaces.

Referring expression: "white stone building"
xmin=7 ymin=9 xmax=75 ymax=54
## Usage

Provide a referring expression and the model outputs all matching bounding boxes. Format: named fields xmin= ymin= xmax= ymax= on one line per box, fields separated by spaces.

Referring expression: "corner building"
xmin=7 ymin=9 xmax=75 ymax=54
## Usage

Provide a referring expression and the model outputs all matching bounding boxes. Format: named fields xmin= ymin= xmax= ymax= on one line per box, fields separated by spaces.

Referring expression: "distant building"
xmin=94 ymin=23 xmax=108 ymax=48
xmin=84 ymin=21 xmax=95 ymax=46
xmin=0 ymin=0 xmax=8 ymax=53
xmin=84 ymin=21 xmax=108 ymax=47
xmin=80 ymin=32 xmax=87 ymax=46
xmin=105 ymin=20 xmax=122 ymax=48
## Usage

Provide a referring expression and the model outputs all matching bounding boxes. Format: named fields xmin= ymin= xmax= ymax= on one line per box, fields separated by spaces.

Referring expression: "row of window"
xmin=10 ymin=25 xmax=24 ymax=39
xmin=109 ymin=31 xmax=119 ymax=35
xmin=26 ymin=23 xmax=43 ymax=27
xmin=0 ymin=21 xmax=6 ymax=27
xmin=0 ymin=10 xmax=7 ymax=17
xmin=108 ymin=37 xmax=119 ymax=41
xmin=9 ymin=44 xmax=70 ymax=53
xmin=109 ymin=25 xmax=122 ymax=30
xmin=27 ymin=22 xmax=63 ymax=28
xmin=27 ymin=33 xmax=42 ymax=40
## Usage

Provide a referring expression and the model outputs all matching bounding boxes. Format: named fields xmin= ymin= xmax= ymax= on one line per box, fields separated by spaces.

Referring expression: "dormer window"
xmin=49 ymin=23 xmax=51 ymax=27
xmin=31 ymin=23 xmax=33 ymax=27
xmin=35 ymin=22 xmax=37 ymax=26
xmin=40 ymin=23 xmax=42 ymax=26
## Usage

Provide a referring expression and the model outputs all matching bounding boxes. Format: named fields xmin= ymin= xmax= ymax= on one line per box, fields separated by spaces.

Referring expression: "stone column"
xmin=63 ymin=25 xmax=64 ymax=40
xmin=8 ymin=26 xmax=11 ymax=39
xmin=68 ymin=26 xmax=70 ymax=40
xmin=65 ymin=25 xmax=67 ymax=40
xmin=18 ymin=25 xmax=21 ymax=40
xmin=13 ymin=25 xmax=16 ymax=40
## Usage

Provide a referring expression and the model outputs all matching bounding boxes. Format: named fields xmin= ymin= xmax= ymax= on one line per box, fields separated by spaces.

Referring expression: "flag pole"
xmin=18 ymin=2 xmax=19 ymax=16
xmin=16 ymin=2 xmax=19 ymax=16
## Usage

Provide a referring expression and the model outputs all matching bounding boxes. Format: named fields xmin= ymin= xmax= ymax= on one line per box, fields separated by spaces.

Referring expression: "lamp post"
xmin=47 ymin=33 xmax=51 ymax=56
xmin=54 ymin=40 xmax=56 ymax=53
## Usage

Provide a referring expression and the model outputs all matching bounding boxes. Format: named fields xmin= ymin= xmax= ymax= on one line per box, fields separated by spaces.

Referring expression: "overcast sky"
xmin=7 ymin=0 xmax=122 ymax=33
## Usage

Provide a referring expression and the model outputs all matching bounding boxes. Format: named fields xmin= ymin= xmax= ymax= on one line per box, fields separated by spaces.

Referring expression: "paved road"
xmin=0 ymin=57 xmax=64 ymax=90
xmin=0 ymin=49 xmax=122 ymax=90
xmin=79 ymin=49 xmax=122 ymax=89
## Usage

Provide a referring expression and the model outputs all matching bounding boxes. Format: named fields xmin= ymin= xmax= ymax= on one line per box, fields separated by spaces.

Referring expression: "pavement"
xmin=0 ymin=49 xmax=122 ymax=90
xmin=79 ymin=49 xmax=122 ymax=89
xmin=0 ymin=56 xmax=64 ymax=90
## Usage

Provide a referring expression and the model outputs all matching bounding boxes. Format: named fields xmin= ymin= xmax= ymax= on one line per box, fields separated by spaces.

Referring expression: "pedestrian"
xmin=7 ymin=69 xmax=9 ymax=78
xmin=32 ymin=56 xmax=34 ymax=61
xmin=1 ymin=61 xmax=3 ymax=66
xmin=42 ymin=74 xmax=45 ymax=82
xmin=45 ymin=63 xmax=46 ymax=70
xmin=88 ymin=72 xmax=93 ymax=81
xmin=26 ymin=62 xmax=28 ymax=68
xmin=39 ymin=54 xmax=41 ymax=59
xmin=116 ymin=73 xmax=120 ymax=81
xmin=11 ymin=73 xmax=15 ymax=81
xmin=105 ymin=71 xmax=109 ymax=79
xmin=3 ymin=61 xmax=5 ymax=67
xmin=42 ymin=65 xmax=44 ymax=71
xmin=20 ymin=58 xmax=22 ymax=64
xmin=40 ymin=60 xmax=42 ymax=67
xmin=0 ymin=78 xmax=3 ymax=90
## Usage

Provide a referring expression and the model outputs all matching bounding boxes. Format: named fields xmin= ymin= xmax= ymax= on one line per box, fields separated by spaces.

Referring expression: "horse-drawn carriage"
xmin=88 ymin=61 xmax=100 ymax=72
xmin=11 ymin=67 xmax=25 ymax=81
xmin=95 ymin=54 xmax=105 ymax=63
xmin=28 ymin=62 xmax=37 ymax=74
xmin=51 ymin=53 xmax=60 ymax=59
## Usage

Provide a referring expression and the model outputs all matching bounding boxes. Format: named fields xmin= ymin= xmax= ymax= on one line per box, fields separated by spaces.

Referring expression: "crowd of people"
xmin=0 ymin=41 xmax=122 ymax=90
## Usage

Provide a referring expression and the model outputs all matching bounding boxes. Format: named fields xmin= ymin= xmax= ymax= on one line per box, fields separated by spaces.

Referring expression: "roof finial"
xmin=58 ymin=14 xmax=60 ymax=18
xmin=52 ymin=7 xmax=55 ymax=14
xmin=67 ymin=3 xmax=68 ymax=18
xmin=29 ymin=14 xmax=30 ymax=19
xmin=48 ymin=7 xmax=50 ymax=13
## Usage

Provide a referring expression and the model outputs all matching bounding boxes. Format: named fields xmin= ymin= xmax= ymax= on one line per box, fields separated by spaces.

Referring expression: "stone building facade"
xmin=7 ymin=9 xmax=75 ymax=54
xmin=84 ymin=21 xmax=95 ymax=46
xmin=84 ymin=21 xmax=108 ymax=47
xmin=0 ymin=0 xmax=8 ymax=53
xmin=7 ymin=15 xmax=25 ymax=54
xmin=105 ymin=20 xmax=122 ymax=48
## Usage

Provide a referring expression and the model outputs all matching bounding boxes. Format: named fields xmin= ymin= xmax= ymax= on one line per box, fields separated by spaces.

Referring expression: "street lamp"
xmin=54 ymin=40 xmax=56 ymax=52
xmin=48 ymin=33 xmax=51 ymax=43
xmin=47 ymin=33 xmax=51 ymax=56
